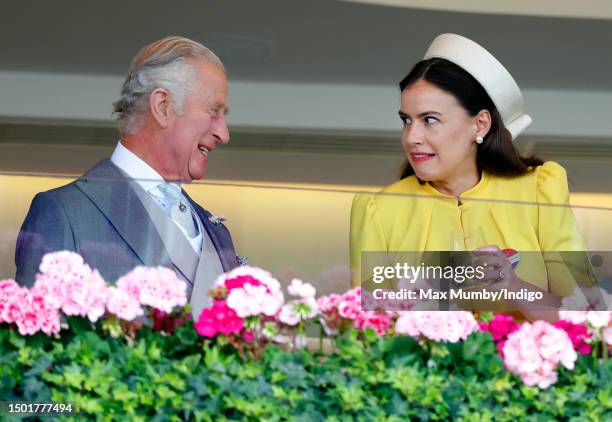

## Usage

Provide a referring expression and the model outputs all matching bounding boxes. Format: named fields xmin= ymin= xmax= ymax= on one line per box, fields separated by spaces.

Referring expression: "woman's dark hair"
xmin=398 ymin=58 xmax=542 ymax=180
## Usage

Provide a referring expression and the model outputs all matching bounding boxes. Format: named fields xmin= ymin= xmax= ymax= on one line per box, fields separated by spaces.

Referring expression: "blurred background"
xmin=1 ymin=0 xmax=611 ymax=292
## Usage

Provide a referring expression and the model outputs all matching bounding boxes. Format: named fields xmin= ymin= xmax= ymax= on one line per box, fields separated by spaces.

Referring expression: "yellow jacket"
xmin=350 ymin=161 xmax=589 ymax=295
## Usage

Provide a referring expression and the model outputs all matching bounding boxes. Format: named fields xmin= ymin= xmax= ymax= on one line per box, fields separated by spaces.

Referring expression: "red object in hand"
xmin=502 ymin=248 xmax=520 ymax=268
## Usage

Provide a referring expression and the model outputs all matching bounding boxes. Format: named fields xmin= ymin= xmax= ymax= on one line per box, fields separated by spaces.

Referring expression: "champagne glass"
xmin=450 ymin=226 xmax=486 ymax=251
xmin=450 ymin=226 xmax=487 ymax=288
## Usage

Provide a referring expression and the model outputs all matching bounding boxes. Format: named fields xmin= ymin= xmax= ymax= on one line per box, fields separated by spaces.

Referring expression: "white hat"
xmin=424 ymin=33 xmax=531 ymax=140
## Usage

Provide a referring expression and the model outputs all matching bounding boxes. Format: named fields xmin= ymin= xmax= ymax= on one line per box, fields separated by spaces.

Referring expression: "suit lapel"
xmin=75 ymin=159 xmax=172 ymax=269
xmin=183 ymin=191 xmax=238 ymax=272
xmin=131 ymin=185 xmax=199 ymax=285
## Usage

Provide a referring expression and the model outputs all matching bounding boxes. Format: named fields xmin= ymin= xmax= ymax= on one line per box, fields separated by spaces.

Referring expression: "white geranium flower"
xmin=287 ymin=278 xmax=316 ymax=299
xmin=586 ymin=311 xmax=611 ymax=328
xmin=279 ymin=304 xmax=300 ymax=326
xmin=226 ymin=283 xmax=283 ymax=318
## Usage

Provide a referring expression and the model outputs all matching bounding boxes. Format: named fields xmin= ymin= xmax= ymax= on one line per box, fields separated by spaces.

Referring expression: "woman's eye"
xmin=399 ymin=115 xmax=410 ymax=126
xmin=424 ymin=116 xmax=438 ymax=125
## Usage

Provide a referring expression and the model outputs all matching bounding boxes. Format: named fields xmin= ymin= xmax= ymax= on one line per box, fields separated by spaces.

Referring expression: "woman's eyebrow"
xmin=398 ymin=110 xmax=442 ymax=118
xmin=417 ymin=111 xmax=441 ymax=117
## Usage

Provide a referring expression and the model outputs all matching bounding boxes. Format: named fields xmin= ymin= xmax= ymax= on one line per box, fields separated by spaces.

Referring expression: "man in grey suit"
xmin=15 ymin=36 xmax=239 ymax=317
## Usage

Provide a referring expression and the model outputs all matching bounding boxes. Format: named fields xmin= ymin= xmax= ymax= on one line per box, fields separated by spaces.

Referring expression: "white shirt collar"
xmin=110 ymin=141 xmax=181 ymax=193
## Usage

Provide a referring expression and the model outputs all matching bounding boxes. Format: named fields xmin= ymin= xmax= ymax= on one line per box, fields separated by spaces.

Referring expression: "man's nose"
xmin=213 ymin=115 xmax=230 ymax=144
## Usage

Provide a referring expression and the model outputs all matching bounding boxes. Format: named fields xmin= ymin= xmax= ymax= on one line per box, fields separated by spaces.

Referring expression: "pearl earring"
xmin=475 ymin=136 xmax=484 ymax=144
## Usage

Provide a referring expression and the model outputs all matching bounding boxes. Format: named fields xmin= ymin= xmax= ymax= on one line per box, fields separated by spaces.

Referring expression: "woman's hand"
xmin=471 ymin=245 xmax=561 ymax=322
xmin=471 ymin=245 xmax=517 ymax=288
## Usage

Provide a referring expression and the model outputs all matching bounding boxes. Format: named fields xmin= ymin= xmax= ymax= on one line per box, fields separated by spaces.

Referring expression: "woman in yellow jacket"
xmin=350 ymin=34 xmax=590 ymax=320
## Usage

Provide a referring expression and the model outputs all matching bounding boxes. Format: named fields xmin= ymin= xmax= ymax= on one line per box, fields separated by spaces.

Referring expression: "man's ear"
xmin=474 ymin=109 xmax=492 ymax=139
xmin=149 ymin=88 xmax=172 ymax=128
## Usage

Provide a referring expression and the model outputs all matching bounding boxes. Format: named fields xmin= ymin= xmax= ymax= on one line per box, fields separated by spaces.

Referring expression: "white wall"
xmin=2 ymin=70 xmax=612 ymax=139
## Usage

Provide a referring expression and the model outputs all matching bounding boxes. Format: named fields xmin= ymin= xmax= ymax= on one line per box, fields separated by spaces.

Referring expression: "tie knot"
xmin=157 ymin=182 xmax=182 ymax=202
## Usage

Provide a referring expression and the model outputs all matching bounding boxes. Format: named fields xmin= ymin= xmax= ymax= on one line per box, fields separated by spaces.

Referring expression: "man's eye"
xmin=207 ymin=108 xmax=225 ymax=118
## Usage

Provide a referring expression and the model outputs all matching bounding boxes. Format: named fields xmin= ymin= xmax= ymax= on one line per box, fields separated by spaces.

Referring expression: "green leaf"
xmin=24 ymin=354 xmax=53 ymax=377
xmin=66 ymin=315 xmax=94 ymax=334
xmin=7 ymin=329 xmax=26 ymax=348
xmin=597 ymin=388 xmax=612 ymax=408
xmin=63 ymin=363 xmax=86 ymax=389
xmin=176 ymin=323 xmax=199 ymax=346
xmin=3 ymin=313 xmax=611 ymax=419
xmin=477 ymin=312 xmax=494 ymax=323
xmin=362 ymin=327 xmax=378 ymax=344
xmin=21 ymin=375 xmax=51 ymax=402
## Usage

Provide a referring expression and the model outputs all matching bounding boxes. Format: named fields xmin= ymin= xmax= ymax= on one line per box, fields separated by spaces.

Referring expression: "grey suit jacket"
xmin=15 ymin=159 xmax=239 ymax=286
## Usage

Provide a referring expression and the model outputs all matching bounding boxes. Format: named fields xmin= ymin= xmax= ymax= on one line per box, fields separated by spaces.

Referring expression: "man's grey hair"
xmin=113 ymin=36 xmax=224 ymax=136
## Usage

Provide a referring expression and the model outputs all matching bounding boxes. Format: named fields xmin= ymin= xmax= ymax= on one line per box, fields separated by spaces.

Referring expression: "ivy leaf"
xmin=67 ymin=315 xmax=94 ymax=334
xmin=8 ymin=329 xmax=26 ymax=349
xmin=598 ymin=388 xmax=612 ymax=409
xmin=385 ymin=392 xmax=410 ymax=417
xmin=22 ymin=375 xmax=51 ymax=402
xmin=175 ymin=323 xmax=199 ymax=347
xmin=383 ymin=335 xmax=423 ymax=367
xmin=83 ymin=331 xmax=111 ymax=356
xmin=362 ymin=328 xmax=378 ymax=344
xmin=24 ymin=354 xmax=53 ymax=377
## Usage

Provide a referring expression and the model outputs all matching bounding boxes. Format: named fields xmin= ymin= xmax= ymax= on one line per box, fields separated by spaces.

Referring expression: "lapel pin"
xmin=208 ymin=214 xmax=226 ymax=226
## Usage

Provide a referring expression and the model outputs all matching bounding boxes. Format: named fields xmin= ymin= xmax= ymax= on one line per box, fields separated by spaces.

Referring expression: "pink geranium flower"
xmin=2 ymin=285 xmax=60 ymax=336
xmin=503 ymin=321 xmax=577 ymax=389
xmin=480 ymin=315 xmax=520 ymax=342
xmin=214 ymin=266 xmax=280 ymax=292
xmin=0 ymin=279 xmax=19 ymax=297
xmin=317 ymin=293 xmax=343 ymax=335
xmin=479 ymin=314 xmax=520 ymax=357
xmin=337 ymin=287 xmax=362 ymax=320
xmin=33 ymin=251 xmax=108 ymax=322
xmin=355 ymin=310 xmax=392 ymax=335
xmin=195 ymin=300 xmax=244 ymax=338
xmin=318 ymin=288 xmax=394 ymax=336
xmin=214 ymin=266 xmax=284 ymax=318
xmin=395 ymin=311 xmax=478 ymax=343
xmin=116 ymin=266 xmax=187 ymax=314
xmin=195 ymin=267 xmax=288 ymax=340
xmin=554 ymin=320 xmax=592 ymax=355
xmin=0 ymin=279 xmax=21 ymax=324
xmin=318 ymin=293 xmax=342 ymax=314
xmin=106 ymin=286 xmax=143 ymax=321
xmin=224 ymin=275 xmax=263 ymax=291
xmin=243 ymin=330 xmax=255 ymax=342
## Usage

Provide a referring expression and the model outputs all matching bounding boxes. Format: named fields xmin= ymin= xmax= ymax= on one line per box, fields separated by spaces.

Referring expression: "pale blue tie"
xmin=153 ymin=183 xmax=198 ymax=238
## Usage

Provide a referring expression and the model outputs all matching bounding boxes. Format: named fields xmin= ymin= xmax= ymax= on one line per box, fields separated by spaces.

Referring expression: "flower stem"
xmin=601 ymin=328 xmax=608 ymax=361
xmin=292 ymin=322 xmax=305 ymax=351
xmin=319 ymin=325 xmax=323 ymax=353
